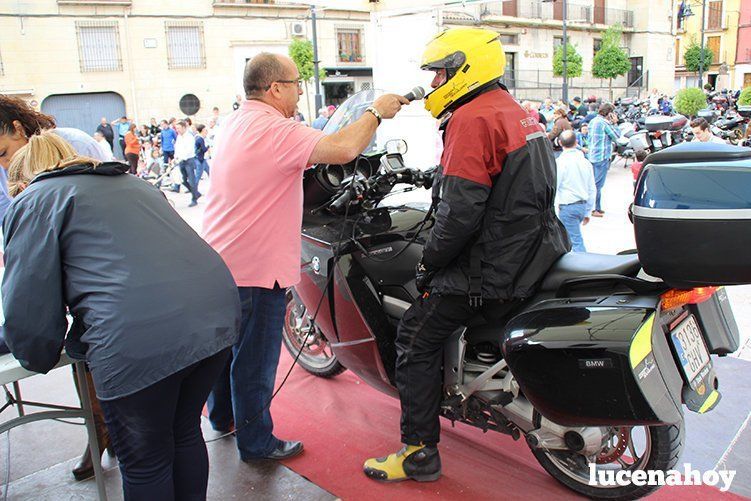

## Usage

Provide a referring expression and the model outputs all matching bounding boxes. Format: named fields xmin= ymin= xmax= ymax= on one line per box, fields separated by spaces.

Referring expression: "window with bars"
xmin=593 ymin=38 xmax=602 ymax=58
xmin=165 ymin=22 xmax=206 ymax=69
xmin=76 ymin=21 xmax=122 ymax=72
xmin=337 ymin=29 xmax=363 ymax=64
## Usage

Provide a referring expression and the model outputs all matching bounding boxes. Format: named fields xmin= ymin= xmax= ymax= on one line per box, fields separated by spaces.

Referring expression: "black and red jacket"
xmin=422 ymin=86 xmax=570 ymax=301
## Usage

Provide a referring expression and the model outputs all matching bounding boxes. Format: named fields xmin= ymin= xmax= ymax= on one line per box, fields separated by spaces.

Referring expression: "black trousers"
xmin=396 ymin=293 xmax=518 ymax=447
xmin=99 ymin=348 xmax=230 ymax=501
xmin=125 ymin=153 xmax=139 ymax=175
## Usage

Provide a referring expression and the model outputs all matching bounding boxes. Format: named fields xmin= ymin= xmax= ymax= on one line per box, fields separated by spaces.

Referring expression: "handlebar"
xmin=326 ymin=164 xmax=436 ymax=214
xmin=329 ymin=186 xmax=356 ymax=213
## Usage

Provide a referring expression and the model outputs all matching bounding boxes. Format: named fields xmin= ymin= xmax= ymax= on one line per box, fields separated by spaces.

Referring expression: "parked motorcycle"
xmin=282 ymin=91 xmax=743 ymax=500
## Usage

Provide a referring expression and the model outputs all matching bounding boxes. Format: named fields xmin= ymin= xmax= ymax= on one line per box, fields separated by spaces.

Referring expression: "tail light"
xmin=660 ymin=287 xmax=718 ymax=311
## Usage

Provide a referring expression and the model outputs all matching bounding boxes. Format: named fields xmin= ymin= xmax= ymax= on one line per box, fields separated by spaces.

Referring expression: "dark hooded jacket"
xmin=2 ymin=162 xmax=240 ymax=400
xmin=422 ymin=87 xmax=570 ymax=301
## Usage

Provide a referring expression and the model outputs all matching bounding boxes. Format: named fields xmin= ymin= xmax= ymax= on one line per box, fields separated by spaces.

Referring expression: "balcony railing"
xmin=482 ymin=1 xmax=634 ymax=28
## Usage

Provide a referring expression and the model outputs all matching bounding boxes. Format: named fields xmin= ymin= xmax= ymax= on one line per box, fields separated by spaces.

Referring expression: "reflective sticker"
xmin=630 ymin=313 xmax=655 ymax=369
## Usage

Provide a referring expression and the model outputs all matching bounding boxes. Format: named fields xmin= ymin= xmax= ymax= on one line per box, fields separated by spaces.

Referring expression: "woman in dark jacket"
xmin=3 ymin=132 xmax=240 ymax=501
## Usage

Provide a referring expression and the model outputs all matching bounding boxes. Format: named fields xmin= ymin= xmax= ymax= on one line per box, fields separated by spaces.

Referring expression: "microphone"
xmin=404 ymin=86 xmax=426 ymax=102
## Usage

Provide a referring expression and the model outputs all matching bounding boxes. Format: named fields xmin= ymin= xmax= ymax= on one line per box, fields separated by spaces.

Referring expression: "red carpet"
xmin=232 ymin=352 xmax=748 ymax=500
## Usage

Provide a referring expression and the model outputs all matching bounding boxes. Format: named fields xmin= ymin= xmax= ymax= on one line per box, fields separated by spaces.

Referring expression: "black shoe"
xmin=244 ymin=440 xmax=304 ymax=461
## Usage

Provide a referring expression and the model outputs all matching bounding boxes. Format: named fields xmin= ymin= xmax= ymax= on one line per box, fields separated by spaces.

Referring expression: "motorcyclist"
xmin=363 ymin=27 xmax=570 ymax=483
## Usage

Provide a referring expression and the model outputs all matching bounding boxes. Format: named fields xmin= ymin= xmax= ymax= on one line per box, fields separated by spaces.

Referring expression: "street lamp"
xmin=543 ymin=0 xmax=569 ymax=103
xmin=678 ymin=0 xmax=706 ymax=88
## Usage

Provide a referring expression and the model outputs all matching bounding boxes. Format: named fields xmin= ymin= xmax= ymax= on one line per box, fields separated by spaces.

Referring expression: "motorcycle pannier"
xmin=738 ymin=106 xmax=751 ymax=118
xmin=503 ymin=299 xmax=684 ymax=426
xmin=697 ymin=109 xmax=718 ymax=123
xmin=633 ymin=142 xmax=751 ymax=288
xmin=644 ymin=115 xmax=674 ymax=132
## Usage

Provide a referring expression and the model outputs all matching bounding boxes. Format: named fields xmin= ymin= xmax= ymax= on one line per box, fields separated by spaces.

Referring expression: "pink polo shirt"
xmin=202 ymin=100 xmax=325 ymax=288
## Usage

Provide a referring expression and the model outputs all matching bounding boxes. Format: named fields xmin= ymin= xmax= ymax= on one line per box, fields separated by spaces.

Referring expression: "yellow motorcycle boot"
xmin=363 ymin=444 xmax=441 ymax=482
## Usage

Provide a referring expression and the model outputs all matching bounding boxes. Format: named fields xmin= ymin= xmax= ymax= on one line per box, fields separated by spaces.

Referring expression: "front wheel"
xmin=282 ymin=292 xmax=346 ymax=378
xmin=530 ymin=422 xmax=683 ymax=500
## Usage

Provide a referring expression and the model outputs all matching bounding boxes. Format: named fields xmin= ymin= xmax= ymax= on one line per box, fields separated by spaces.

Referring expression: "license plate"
xmin=653 ymin=138 xmax=663 ymax=148
xmin=671 ymin=316 xmax=711 ymax=384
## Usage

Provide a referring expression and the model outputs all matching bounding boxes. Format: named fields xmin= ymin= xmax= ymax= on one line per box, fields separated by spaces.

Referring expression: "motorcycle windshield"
xmin=323 ymin=89 xmax=380 ymax=136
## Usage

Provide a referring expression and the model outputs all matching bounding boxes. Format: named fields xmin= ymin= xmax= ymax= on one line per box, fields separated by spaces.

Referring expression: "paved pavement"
xmin=1 ymin=159 xmax=749 ymax=499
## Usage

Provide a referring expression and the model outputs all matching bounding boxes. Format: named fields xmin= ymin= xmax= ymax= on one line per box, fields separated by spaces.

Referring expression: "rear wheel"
xmin=282 ymin=293 xmax=346 ymax=378
xmin=530 ymin=422 xmax=683 ymax=500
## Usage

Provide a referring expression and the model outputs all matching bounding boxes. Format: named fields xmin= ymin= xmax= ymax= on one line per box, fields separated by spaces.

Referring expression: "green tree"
xmin=739 ymin=87 xmax=751 ymax=106
xmin=673 ymin=87 xmax=708 ymax=117
xmin=289 ymin=39 xmax=325 ymax=120
xmin=683 ymin=38 xmax=714 ymax=78
xmin=552 ymin=42 xmax=583 ymax=89
xmin=592 ymin=25 xmax=630 ymax=101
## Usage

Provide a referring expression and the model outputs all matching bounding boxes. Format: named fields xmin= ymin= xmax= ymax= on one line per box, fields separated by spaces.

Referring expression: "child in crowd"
xmin=631 ymin=149 xmax=649 ymax=189
xmin=576 ymin=123 xmax=589 ymax=155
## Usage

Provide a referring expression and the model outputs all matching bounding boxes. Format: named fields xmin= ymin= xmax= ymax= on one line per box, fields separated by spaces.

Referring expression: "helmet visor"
xmin=420 ymin=51 xmax=466 ymax=72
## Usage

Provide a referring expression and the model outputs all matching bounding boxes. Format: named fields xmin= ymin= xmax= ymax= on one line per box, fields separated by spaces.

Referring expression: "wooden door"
xmin=554 ymin=0 xmax=563 ymax=21
xmin=594 ymin=0 xmax=606 ymax=24
xmin=503 ymin=0 xmax=517 ymax=17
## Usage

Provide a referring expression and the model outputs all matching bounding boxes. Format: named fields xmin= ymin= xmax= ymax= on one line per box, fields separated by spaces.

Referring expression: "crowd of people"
xmin=89 ymin=111 xmax=224 ymax=206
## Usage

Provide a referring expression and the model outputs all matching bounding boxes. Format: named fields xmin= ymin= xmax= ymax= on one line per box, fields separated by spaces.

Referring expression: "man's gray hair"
xmin=559 ymin=129 xmax=577 ymax=149
xmin=243 ymin=53 xmax=289 ymax=97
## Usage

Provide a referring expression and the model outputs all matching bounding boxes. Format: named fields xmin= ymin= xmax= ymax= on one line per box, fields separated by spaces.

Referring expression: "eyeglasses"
xmin=268 ymin=79 xmax=303 ymax=90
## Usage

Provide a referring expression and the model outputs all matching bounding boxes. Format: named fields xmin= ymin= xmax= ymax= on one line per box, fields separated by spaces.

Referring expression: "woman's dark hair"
xmin=0 ymin=94 xmax=56 ymax=137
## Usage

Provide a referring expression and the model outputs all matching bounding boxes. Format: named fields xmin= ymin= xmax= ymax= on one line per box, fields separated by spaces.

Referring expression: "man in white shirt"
xmin=690 ymin=117 xmax=726 ymax=144
xmin=174 ymin=120 xmax=200 ymax=206
xmin=93 ymin=131 xmax=115 ymax=161
xmin=555 ymin=130 xmax=596 ymax=252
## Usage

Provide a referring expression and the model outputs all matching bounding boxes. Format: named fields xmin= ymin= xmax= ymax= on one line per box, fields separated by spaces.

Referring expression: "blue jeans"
xmin=194 ymin=158 xmax=210 ymax=187
xmin=559 ymin=202 xmax=589 ymax=252
xmin=178 ymin=159 xmax=200 ymax=202
xmin=207 ymin=285 xmax=287 ymax=459
xmin=591 ymin=159 xmax=611 ymax=212
xmin=100 ymin=348 xmax=230 ymax=501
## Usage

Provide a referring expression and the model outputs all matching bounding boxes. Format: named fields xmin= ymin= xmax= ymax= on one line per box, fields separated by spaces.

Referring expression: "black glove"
xmin=415 ymin=260 xmax=437 ymax=294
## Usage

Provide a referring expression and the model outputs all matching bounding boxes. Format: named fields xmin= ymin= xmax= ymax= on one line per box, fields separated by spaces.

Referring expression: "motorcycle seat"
xmin=540 ymin=252 xmax=641 ymax=292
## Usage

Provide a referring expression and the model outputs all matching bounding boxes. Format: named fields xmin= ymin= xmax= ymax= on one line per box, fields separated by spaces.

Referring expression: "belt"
xmin=560 ymin=200 xmax=587 ymax=206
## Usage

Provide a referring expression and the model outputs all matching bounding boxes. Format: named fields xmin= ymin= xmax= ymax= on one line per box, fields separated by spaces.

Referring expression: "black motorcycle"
xmin=282 ymin=91 xmax=743 ymax=500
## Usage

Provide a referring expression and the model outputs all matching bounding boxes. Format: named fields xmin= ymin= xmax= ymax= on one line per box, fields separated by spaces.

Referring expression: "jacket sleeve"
xmin=2 ymin=204 xmax=68 ymax=373
xmin=422 ymin=116 xmax=494 ymax=269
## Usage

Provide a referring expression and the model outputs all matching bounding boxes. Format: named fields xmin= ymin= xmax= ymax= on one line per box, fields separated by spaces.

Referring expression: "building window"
xmin=499 ymin=34 xmax=518 ymax=45
xmin=165 ymin=21 xmax=206 ymax=70
xmin=0 ymin=47 xmax=4 ymax=76
xmin=707 ymin=0 xmax=722 ymax=30
xmin=179 ymin=94 xmax=201 ymax=115
xmin=554 ymin=36 xmax=563 ymax=50
xmin=75 ymin=21 xmax=122 ymax=72
xmin=593 ymin=38 xmax=602 ymax=58
xmin=675 ymin=38 xmax=681 ymax=66
xmin=337 ymin=29 xmax=363 ymax=64
xmin=707 ymin=36 xmax=721 ymax=63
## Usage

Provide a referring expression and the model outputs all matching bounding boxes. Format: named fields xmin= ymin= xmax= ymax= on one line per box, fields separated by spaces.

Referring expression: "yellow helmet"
xmin=421 ymin=27 xmax=506 ymax=118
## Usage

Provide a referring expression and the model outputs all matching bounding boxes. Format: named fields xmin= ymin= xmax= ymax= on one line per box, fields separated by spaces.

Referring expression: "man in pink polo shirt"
xmin=202 ymin=52 xmax=407 ymax=461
